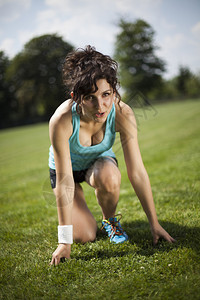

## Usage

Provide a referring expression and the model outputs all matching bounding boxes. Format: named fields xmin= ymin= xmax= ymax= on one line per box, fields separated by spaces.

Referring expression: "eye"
xmin=103 ymin=92 xmax=111 ymax=97
xmin=83 ymin=95 xmax=94 ymax=101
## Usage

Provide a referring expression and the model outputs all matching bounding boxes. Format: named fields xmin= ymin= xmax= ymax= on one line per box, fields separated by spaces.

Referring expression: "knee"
xmin=95 ymin=168 xmax=121 ymax=194
xmin=84 ymin=229 xmax=97 ymax=243
xmin=74 ymin=227 xmax=97 ymax=244
xmin=73 ymin=216 xmax=97 ymax=244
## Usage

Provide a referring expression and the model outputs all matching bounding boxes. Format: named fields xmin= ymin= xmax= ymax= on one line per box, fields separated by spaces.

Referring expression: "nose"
xmin=95 ymin=97 xmax=104 ymax=110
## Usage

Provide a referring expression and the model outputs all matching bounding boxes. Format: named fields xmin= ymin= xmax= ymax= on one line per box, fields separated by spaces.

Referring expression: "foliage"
xmin=185 ymin=73 xmax=200 ymax=97
xmin=114 ymin=19 xmax=166 ymax=103
xmin=176 ymin=66 xmax=192 ymax=96
xmin=162 ymin=66 xmax=200 ymax=101
xmin=6 ymin=34 xmax=74 ymax=125
xmin=0 ymin=100 xmax=200 ymax=299
xmin=176 ymin=65 xmax=200 ymax=98
xmin=0 ymin=51 xmax=18 ymax=128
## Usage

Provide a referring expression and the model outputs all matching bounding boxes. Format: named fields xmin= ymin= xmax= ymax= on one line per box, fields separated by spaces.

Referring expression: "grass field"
xmin=0 ymin=99 xmax=200 ymax=299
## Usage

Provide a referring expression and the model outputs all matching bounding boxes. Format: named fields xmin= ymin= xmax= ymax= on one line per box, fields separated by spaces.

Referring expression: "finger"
xmin=164 ymin=234 xmax=173 ymax=243
xmin=170 ymin=236 xmax=176 ymax=243
xmin=165 ymin=232 xmax=176 ymax=243
xmin=162 ymin=232 xmax=176 ymax=243
xmin=153 ymin=236 xmax=159 ymax=246
xmin=50 ymin=257 xmax=55 ymax=266
xmin=55 ymin=256 xmax=60 ymax=266
xmin=55 ymin=257 xmax=58 ymax=266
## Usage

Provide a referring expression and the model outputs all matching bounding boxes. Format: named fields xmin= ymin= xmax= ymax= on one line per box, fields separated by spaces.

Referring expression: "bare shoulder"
xmin=49 ymin=99 xmax=73 ymax=138
xmin=115 ymin=100 xmax=137 ymax=133
xmin=115 ymin=100 xmax=135 ymax=119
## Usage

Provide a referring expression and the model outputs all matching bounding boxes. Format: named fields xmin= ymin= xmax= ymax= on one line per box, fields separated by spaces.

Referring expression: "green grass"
xmin=0 ymin=99 xmax=200 ymax=299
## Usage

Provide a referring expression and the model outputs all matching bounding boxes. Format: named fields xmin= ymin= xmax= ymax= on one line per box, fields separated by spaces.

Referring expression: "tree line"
xmin=0 ymin=19 xmax=200 ymax=129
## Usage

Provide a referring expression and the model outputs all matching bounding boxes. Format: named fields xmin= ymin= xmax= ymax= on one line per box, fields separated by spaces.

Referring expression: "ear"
xmin=113 ymin=92 xmax=117 ymax=102
xmin=70 ymin=91 xmax=74 ymax=98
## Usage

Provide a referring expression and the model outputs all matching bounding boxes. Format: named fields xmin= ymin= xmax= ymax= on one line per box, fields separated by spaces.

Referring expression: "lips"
xmin=95 ymin=112 xmax=105 ymax=118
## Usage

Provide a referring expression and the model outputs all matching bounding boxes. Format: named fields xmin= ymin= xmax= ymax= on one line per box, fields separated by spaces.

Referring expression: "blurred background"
xmin=0 ymin=0 xmax=200 ymax=129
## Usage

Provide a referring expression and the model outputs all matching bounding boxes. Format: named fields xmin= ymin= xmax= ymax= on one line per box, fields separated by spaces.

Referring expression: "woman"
xmin=49 ymin=46 xmax=175 ymax=266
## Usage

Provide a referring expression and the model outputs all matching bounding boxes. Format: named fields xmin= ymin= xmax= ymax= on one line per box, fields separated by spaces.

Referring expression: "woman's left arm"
xmin=116 ymin=102 xmax=175 ymax=245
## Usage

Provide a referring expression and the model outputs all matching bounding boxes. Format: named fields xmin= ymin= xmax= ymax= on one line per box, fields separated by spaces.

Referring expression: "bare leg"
xmin=54 ymin=183 xmax=97 ymax=243
xmin=86 ymin=157 xmax=121 ymax=220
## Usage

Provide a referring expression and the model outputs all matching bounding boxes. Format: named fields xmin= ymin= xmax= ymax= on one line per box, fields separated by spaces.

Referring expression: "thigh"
xmin=85 ymin=156 xmax=121 ymax=188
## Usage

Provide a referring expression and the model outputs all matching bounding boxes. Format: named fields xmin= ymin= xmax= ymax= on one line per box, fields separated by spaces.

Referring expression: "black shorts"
xmin=49 ymin=168 xmax=88 ymax=188
xmin=49 ymin=157 xmax=118 ymax=189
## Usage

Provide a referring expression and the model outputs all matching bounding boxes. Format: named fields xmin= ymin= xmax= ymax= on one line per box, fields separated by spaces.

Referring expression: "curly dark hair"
xmin=62 ymin=45 xmax=121 ymax=105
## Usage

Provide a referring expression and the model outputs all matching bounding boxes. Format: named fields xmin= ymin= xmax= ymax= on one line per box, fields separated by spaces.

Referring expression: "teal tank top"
xmin=49 ymin=102 xmax=116 ymax=171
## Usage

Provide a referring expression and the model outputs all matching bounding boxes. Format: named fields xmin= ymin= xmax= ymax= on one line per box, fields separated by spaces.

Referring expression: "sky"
xmin=0 ymin=0 xmax=200 ymax=79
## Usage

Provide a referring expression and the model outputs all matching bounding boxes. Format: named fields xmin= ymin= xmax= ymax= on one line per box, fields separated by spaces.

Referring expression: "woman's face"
xmin=81 ymin=79 xmax=114 ymax=123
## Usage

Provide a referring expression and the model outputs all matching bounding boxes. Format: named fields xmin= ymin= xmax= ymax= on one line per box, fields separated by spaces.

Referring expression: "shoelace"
xmin=101 ymin=214 xmax=124 ymax=236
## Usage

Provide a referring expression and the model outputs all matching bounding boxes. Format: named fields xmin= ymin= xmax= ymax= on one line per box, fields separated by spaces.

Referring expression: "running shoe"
xmin=101 ymin=214 xmax=128 ymax=244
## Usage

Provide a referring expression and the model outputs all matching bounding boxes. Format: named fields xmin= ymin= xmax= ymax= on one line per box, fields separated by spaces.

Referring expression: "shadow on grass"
xmin=76 ymin=220 xmax=200 ymax=261
xmin=123 ymin=220 xmax=200 ymax=253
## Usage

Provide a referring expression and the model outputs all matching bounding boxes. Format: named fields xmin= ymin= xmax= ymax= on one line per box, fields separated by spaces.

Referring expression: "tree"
xmin=176 ymin=66 xmax=193 ymax=97
xmin=114 ymin=19 xmax=166 ymax=103
xmin=6 ymin=34 xmax=74 ymax=123
xmin=0 ymin=51 xmax=18 ymax=128
xmin=160 ymin=68 xmax=200 ymax=101
xmin=185 ymin=73 xmax=200 ymax=98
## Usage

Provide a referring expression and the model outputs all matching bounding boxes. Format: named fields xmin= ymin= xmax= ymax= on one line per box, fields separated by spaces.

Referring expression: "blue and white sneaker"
xmin=101 ymin=214 xmax=128 ymax=244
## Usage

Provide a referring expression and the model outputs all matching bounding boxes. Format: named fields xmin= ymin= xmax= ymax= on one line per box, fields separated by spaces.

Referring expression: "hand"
xmin=50 ymin=244 xmax=71 ymax=266
xmin=150 ymin=223 xmax=176 ymax=246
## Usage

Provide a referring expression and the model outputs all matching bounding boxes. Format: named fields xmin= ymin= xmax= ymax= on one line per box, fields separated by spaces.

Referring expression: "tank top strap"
xmin=71 ymin=102 xmax=79 ymax=136
xmin=107 ymin=103 xmax=116 ymax=134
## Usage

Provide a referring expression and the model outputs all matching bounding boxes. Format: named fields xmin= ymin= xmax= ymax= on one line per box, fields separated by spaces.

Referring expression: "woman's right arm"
xmin=49 ymin=106 xmax=75 ymax=265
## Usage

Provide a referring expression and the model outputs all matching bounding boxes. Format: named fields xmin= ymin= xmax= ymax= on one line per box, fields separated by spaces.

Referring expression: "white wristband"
xmin=58 ymin=225 xmax=73 ymax=244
